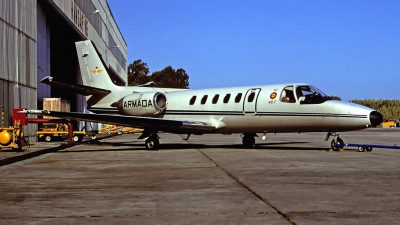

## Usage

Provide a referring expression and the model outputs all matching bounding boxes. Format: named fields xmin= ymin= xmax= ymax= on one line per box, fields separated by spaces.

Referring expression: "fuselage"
xmin=88 ymin=83 xmax=383 ymax=134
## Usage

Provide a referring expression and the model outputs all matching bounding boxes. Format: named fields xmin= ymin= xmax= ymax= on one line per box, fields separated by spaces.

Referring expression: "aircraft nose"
xmin=369 ymin=111 xmax=383 ymax=127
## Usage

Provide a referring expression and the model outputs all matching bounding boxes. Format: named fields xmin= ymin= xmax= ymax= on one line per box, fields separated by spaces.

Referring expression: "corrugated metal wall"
xmin=0 ymin=0 xmax=38 ymax=140
xmin=0 ymin=0 xmax=127 ymax=141
xmin=52 ymin=0 xmax=127 ymax=76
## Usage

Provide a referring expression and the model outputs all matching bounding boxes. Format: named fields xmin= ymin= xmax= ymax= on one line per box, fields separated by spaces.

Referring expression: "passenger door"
xmin=243 ymin=88 xmax=261 ymax=115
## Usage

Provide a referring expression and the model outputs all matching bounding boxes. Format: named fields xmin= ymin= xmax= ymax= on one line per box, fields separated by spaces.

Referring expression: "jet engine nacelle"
xmin=118 ymin=92 xmax=167 ymax=116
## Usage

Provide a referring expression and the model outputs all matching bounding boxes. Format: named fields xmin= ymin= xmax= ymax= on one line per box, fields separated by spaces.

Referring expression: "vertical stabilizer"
xmin=75 ymin=40 xmax=116 ymax=90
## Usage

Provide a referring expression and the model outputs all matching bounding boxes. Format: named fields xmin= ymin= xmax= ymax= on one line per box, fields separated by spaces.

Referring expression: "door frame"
xmin=243 ymin=88 xmax=261 ymax=115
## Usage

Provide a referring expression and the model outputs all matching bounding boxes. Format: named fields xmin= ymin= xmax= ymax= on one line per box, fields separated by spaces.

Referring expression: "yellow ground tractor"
xmin=381 ymin=120 xmax=398 ymax=128
xmin=36 ymin=124 xmax=86 ymax=142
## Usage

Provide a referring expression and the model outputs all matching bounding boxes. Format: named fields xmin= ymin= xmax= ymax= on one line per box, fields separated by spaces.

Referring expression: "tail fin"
xmin=75 ymin=40 xmax=116 ymax=90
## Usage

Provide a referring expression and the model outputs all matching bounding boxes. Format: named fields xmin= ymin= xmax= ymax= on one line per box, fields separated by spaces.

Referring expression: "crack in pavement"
xmin=196 ymin=148 xmax=297 ymax=225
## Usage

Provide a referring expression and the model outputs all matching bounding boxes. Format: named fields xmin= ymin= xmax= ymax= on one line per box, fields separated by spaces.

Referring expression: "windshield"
xmin=296 ymin=85 xmax=332 ymax=104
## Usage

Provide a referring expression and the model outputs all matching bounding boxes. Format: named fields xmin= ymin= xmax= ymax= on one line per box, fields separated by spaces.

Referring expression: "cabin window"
xmin=235 ymin=93 xmax=242 ymax=103
xmin=212 ymin=94 xmax=219 ymax=104
xmin=280 ymin=86 xmax=296 ymax=103
xmin=223 ymin=94 xmax=231 ymax=103
xmin=247 ymin=92 xmax=255 ymax=102
xmin=201 ymin=95 xmax=208 ymax=104
xmin=189 ymin=96 xmax=196 ymax=105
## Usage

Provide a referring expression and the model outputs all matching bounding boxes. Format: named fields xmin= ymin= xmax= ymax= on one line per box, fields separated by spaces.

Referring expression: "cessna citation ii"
xmin=22 ymin=40 xmax=383 ymax=150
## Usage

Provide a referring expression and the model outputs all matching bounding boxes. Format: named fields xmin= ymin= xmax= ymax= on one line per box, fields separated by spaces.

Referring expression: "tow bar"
xmin=336 ymin=143 xmax=400 ymax=152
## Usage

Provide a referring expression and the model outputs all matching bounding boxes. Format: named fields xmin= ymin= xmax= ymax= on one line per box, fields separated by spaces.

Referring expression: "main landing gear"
xmin=326 ymin=131 xmax=344 ymax=151
xmin=145 ymin=134 xmax=160 ymax=150
xmin=242 ymin=133 xmax=256 ymax=148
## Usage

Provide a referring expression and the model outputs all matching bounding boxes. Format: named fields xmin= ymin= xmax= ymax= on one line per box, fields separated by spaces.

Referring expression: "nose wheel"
xmin=330 ymin=137 xmax=344 ymax=151
xmin=327 ymin=132 xmax=344 ymax=151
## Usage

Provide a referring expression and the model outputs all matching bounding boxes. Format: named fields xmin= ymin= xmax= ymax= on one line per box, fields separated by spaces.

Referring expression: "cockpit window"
xmin=296 ymin=85 xmax=332 ymax=104
xmin=280 ymin=86 xmax=296 ymax=103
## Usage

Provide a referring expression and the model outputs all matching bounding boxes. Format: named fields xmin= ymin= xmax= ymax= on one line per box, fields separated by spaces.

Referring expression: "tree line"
xmin=127 ymin=59 xmax=189 ymax=89
xmin=332 ymin=96 xmax=400 ymax=120
xmin=350 ymin=99 xmax=400 ymax=121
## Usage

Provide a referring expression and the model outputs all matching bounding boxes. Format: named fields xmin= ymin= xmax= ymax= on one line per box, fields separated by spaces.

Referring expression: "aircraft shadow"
xmin=61 ymin=140 xmax=329 ymax=152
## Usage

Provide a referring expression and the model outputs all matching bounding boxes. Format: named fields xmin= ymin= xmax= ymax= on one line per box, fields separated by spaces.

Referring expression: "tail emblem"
xmin=91 ymin=67 xmax=103 ymax=74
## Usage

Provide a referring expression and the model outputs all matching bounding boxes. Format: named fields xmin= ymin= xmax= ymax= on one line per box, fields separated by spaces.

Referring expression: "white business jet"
xmin=23 ymin=40 xmax=383 ymax=150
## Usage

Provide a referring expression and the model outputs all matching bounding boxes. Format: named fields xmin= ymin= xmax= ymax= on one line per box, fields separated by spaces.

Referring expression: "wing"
xmin=22 ymin=110 xmax=215 ymax=133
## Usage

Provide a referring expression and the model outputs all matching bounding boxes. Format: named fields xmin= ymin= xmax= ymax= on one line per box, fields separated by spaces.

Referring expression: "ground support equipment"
xmin=336 ymin=143 xmax=400 ymax=152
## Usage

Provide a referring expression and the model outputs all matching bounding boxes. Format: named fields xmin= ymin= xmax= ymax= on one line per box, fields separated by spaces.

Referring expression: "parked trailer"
xmin=336 ymin=143 xmax=400 ymax=152
xmin=36 ymin=130 xmax=86 ymax=142
xmin=36 ymin=123 xmax=86 ymax=142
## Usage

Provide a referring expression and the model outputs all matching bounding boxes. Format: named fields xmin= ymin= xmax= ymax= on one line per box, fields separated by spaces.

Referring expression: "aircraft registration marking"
xmin=124 ymin=99 xmax=153 ymax=108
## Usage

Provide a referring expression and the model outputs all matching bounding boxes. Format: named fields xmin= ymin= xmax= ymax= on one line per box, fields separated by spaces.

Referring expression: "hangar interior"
xmin=0 ymin=0 xmax=127 ymax=141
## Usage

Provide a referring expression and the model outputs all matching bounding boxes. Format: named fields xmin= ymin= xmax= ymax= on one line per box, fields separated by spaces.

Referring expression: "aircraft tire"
xmin=366 ymin=147 xmax=372 ymax=152
xmin=331 ymin=137 xmax=344 ymax=151
xmin=358 ymin=146 xmax=365 ymax=152
xmin=242 ymin=135 xmax=255 ymax=148
xmin=145 ymin=137 xmax=159 ymax=150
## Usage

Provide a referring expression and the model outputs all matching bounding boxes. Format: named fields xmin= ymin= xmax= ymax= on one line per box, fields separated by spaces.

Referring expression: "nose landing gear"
xmin=326 ymin=132 xmax=344 ymax=151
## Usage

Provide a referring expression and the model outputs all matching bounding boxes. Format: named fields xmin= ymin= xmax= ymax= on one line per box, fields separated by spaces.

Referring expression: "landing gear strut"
xmin=326 ymin=132 xmax=344 ymax=151
xmin=242 ymin=133 xmax=256 ymax=148
xmin=145 ymin=134 xmax=160 ymax=150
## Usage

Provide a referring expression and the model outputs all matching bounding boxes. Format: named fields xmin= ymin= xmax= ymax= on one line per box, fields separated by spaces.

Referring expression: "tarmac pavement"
xmin=0 ymin=129 xmax=400 ymax=224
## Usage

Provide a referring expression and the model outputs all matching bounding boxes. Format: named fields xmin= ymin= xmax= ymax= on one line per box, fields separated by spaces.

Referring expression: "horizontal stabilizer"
xmin=40 ymin=76 xmax=111 ymax=96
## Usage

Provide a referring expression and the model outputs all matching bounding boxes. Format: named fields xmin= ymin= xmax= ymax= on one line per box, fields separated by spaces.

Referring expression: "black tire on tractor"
xmin=73 ymin=135 xmax=80 ymax=142
xmin=44 ymin=135 xmax=52 ymax=142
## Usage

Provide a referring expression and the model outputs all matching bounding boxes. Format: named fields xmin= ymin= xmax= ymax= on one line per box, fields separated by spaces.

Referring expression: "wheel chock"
xmin=328 ymin=148 xmax=345 ymax=152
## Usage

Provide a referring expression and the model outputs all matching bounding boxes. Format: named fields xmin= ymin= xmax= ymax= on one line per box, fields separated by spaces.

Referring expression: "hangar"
xmin=0 ymin=0 xmax=127 ymax=141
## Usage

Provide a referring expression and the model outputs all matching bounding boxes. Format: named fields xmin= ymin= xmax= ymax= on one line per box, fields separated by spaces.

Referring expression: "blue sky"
xmin=107 ymin=0 xmax=400 ymax=101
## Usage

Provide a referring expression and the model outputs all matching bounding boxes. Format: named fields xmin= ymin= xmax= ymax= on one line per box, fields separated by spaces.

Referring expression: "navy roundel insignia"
xmin=270 ymin=92 xmax=277 ymax=99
